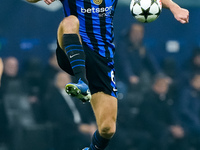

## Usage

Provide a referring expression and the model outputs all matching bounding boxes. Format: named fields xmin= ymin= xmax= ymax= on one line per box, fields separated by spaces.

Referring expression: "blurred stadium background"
xmin=0 ymin=0 xmax=199 ymax=67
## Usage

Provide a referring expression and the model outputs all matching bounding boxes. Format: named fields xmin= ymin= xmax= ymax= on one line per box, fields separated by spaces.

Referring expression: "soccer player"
xmin=0 ymin=58 xmax=3 ymax=86
xmin=26 ymin=0 xmax=189 ymax=149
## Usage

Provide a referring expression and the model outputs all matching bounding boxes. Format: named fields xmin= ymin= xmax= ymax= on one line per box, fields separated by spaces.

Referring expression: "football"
xmin=130 ymin=0 xmax=162 ymax=23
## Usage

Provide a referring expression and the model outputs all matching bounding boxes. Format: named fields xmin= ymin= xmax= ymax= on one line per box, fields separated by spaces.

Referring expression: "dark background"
xmin=0 ymin=0 xmax=199 ymax=70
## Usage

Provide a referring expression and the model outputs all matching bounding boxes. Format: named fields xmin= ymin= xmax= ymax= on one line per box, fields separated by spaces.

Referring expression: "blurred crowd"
xmin=1 ymin=23 xmax=200 ymax=150
xmin=115 ymin=23 xmax=200 ymax=150
xmin=0 ymin=54 xmax=96 ymax=150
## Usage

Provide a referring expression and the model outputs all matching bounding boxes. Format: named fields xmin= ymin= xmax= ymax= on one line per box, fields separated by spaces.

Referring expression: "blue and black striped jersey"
xmin=60 ymin=0 xmax=118 ymax=58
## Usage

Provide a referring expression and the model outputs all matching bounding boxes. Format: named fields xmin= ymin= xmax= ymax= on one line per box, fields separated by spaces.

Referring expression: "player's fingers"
xmin=48 ymin=0 xmax=55 ymax=3
xmin=179 ymin=19 xmax=187 ymax=24
xmin=186 ymin=17 xmax=189 ymax=23
xmin=186 ymin=13 xmax=189 ymax=23
xmin=184 ymin=9 xmax=189 ymax=23
xmin=44 ymin=0 xmax=50 ymax=5
xmin=44 ymin=0 xmax=53 ymax=5
xmin=182 ymin=15 xmax=189 ymax=24
xmin=178 ymin=14 xmax=189 ymax=24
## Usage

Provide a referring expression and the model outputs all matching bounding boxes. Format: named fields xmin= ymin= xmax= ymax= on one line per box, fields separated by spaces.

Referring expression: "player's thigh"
xmin=57 ymin=15 xmax=80 ymax=50
xmin=57 ymin=22 xmax=64 ymax=50
xmin=90 ymin=92 xmax=118 ymax=129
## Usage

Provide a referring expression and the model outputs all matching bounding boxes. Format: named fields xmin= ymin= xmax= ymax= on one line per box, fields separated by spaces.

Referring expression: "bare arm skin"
xmin=161 ymin=0 xmax=189 ymax=24
xmin=26 ymin=0 xmax=41 ymax=3
xmin=26 ymin=0 xmax=55 ymax=5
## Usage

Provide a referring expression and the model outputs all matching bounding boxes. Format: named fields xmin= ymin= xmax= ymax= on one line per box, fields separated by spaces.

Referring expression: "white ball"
xmin=130 ymin=0 xmax=162 ymax=23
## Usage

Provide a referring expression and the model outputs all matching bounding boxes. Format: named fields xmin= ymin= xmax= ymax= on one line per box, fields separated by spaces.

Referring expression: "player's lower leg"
xmin=63 ymin=33 xmax=88 ymax=84
xmin=89 ymin=130 xmax=111 ymax=150
xmin=58 ymin=16 xmax=88 ymax=84
xmin=63 ymin=34 xmax=90 ymax=101
xmin=57 ymin=16 xmax=90 ymax=101
xmin=85 ymin=93 xmax=117 ymax=150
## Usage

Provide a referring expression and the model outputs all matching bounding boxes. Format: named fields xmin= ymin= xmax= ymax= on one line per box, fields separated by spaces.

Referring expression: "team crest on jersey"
xmin=93 ymin=0 xmax=103 ymax=5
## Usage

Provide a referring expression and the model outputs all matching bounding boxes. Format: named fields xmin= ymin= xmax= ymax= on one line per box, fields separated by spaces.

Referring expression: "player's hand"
xmin=171 ymin=6 xmax=189 ymax=24
xmin=44 ymin=0 xmax=55 ymax=5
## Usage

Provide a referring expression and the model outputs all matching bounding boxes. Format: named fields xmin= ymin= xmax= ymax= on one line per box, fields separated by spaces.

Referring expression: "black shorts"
xmin=56 ymin=42 xmax=118 ymax=98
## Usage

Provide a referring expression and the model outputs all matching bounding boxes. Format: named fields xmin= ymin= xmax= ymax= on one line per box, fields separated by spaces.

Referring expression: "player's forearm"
xmin=161 ymin=0 xmax=180 ymax=10
xmin=26 ymin=0 xmax=41 ymax=3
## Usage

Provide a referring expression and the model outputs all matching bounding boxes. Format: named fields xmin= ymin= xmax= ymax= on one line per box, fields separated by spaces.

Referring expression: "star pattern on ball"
xmin=140 ymin=7 xmax=152 ymax=20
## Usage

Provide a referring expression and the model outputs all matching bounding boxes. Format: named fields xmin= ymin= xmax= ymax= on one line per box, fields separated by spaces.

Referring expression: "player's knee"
xmin=99 ymin=121 xmax=116 ymax=139
xmin=61 ymin=15 xmax=80 ymax=33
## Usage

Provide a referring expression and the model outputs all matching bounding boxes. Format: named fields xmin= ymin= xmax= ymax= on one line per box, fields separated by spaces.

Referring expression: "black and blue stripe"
xmin=61 ymin=0 xmax=118 ymax=59
xmin=65 ymin=44 xmax=86 ymax=69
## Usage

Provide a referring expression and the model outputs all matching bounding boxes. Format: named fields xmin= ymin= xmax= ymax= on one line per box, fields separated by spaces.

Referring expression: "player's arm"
xmin=0 ymin=58 xmax=3 ymax=86
xmin=161 ymin=0 xmax=189 ymax=24
xmin=26 ymin=0 xmax=55 ymax=5
xmin=26 ymin=0 xmax=41 ymax=3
